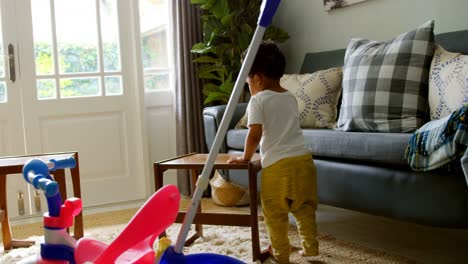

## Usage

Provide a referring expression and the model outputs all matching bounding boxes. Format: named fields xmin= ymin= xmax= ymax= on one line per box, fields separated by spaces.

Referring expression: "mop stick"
xmin=174 ymin=0 xmax=282 ymax=254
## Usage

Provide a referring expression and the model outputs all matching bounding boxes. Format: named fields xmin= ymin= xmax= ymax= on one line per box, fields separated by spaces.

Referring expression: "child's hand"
xmin=228 ymin=156 xmax=249 ymax=164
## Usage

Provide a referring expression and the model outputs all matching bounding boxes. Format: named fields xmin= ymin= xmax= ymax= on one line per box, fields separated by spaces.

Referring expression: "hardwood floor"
xmin=316 ymin=204 xmax=468 ymax=264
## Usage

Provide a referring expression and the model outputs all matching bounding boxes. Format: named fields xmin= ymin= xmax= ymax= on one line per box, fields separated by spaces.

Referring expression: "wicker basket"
xmin=209 ymin=170 xmax=250 ymax=207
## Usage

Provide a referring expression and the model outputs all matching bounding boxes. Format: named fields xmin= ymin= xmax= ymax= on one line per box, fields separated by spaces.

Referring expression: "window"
xmin=32 ymin=0 xmax=123 ymax=100
xmin=139 ymin=0 xmax=172 ymax=92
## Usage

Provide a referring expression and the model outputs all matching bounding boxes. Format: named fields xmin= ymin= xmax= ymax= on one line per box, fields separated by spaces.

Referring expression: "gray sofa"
xmin=203 ymin=30 xmax=468 ymax=228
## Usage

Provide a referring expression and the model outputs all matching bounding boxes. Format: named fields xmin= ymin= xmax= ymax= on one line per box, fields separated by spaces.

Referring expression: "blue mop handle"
xmin=174 ymin=0 xmax=282 ymax=254
xmin=259 ymin=0 xmax=281 ymax=27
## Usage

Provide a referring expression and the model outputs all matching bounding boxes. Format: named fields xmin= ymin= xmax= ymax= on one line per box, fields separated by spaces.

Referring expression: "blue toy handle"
xmin=258 ymin=0 xmax=281 ymax=27
xmin=30 ymin=174 xmax=59 ymax=197
xmin=50 ymin=157 xmax=76 ymax=171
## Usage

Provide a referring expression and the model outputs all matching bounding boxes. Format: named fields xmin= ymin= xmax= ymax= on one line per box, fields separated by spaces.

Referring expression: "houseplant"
xmin=191 ymin=0 xmax=289 ymax=105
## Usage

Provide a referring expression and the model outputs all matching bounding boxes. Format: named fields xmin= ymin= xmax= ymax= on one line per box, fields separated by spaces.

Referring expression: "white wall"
xmin=273 ymin=0 xmax=468 ymax=73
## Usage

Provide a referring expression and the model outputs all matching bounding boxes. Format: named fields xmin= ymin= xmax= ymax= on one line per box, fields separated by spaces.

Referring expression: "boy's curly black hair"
xmin=242 ymin=41 xmax=286 ymax=79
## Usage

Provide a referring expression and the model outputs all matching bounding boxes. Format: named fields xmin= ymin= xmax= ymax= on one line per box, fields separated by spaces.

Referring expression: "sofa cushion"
xmin=303 ymin=130 xmax=411 ymax=166
xmin=227 ymin=129 xmax=250 ymax=150
xmin=235 ymin=68 xmax=343 ymax=129
xmin=226 ymin=128 xmax=411 ymax=166
xmin=336 ymin=20 xmax=435 ymax=133
xmin=280 ymin=68 xmax=343 ymax=128
xmin=429 ymin=45 xmax=468 ymax=120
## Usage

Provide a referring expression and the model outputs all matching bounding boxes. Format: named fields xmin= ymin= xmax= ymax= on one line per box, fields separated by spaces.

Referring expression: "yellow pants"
xmin=261 ymin=154 xmax=318 ymax=264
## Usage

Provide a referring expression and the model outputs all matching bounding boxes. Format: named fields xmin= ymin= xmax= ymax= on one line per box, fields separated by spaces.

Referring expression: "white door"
xmin=1 ymin=0 xmax=150 ymax=218
xmin=0 ymin=0 xmax=32 ymax=219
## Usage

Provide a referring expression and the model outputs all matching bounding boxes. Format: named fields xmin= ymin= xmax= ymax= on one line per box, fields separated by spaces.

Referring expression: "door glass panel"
xmin=30 ymin=0 xmax=123 ymax=100
xmin=0 ymin=82 xmax=6 ymax=102
xmin=37 ymin=79 xmax=56 ymax=100
xmin=55 ymin=0 xmax=98 ymax=74
xmin=105 ymin=75 xmax=122 ymax=95
xmin=139 ymin=0 xmax=171 ymax=91
xmin=31 ymin=0 xmax=55 ymax=75
xmin=100 ymin=0 xmax=121 ymax=72
xmin=144 ymin=71 xmax=169 ymax=91
xmin=60 ymin=77 xmax=100 ymax=98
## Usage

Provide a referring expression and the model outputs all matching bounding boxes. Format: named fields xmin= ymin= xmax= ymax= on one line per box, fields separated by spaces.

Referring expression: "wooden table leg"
xmin=0 ymin=174 xmax=12 ymax=250
xmin=191 ymin=169 xmax=203 ymax=235
xmin=249 ymin=162 xmax=260 ymax=262
xmin=182 ymin=169 xmax=203 ymax=246
xmin=52 ymin=170 xmax=67 ymax=205
xmin=70 ymin=152 xmax=83 ymax=239
xmin=249 ymin=161 xmax=270 ymax=262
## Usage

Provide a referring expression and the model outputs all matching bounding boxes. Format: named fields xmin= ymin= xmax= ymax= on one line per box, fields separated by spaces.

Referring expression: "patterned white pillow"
xmin=280 ymin=68 xmax=343 ymax=128
xmin=429 ymin=45 xmax=468 ymax=120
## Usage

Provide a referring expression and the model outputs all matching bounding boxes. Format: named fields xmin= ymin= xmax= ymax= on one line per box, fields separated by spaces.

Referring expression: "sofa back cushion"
xmin=280 ymin=68 xmax=343 ymax=128
xmin=428 ymin=45 xmax=468 ymax=120
xmin=235 ymin=68 xmax=343 ymax=129
xmin=335 ymin=20 xmax=435 ymax=132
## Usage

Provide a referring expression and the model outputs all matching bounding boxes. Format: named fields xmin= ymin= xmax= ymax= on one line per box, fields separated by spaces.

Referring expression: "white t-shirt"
xmin=247 ymin=90 xmax=310 ymax=168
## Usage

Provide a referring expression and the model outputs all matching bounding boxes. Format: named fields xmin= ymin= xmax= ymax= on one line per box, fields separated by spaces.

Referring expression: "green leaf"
xmin=218 ymin=81 xmax=234 ymax=93
xmin=204 ymin=91 xmax=230 ymax=105
xmin=237 ymin=31 xmax=250 ymax=51
xmin=201 ymin=0 xmax=217 ymax=10
xmin=193 ymin=56 xmax=218 ymax=63
xmin=264 ymin=27 xmax=290 ymax=43
xmin=191 ymin=42 xmax=206 ymax=50
xmin=199 ymin=72 xmax=223 ymax=82
xmin=199 ymin=64 xmax=222 ymax=74
xmin=191 ymin=0 xmax=208 ymax=4
xmin=210 ymin=0 xmax=229 ymax=19
xmin=202 ymin=83 xmax=219 ymax=96
xmin=191 ymin=43 xmax=214 ymax=54
xmin=221 ymin=13 xmax=233 ymax=27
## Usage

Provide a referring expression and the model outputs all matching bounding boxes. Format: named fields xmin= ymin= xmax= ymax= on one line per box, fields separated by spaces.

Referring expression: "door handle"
xmin=8 ymin=44 xmax=15 ymax=83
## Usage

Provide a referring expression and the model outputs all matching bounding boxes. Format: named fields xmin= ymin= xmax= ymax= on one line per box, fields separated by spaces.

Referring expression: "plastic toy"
xmin=18 ymin=157 xmax=243 ymax=264
xmin=18 ymin=0 xmax=281 ymax=263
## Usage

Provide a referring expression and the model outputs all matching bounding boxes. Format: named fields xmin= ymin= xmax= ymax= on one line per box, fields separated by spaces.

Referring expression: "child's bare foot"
xmin=267 ymin=244 xmax=291 ymax=264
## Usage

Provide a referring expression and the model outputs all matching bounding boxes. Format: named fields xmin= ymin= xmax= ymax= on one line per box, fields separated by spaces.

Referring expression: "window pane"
xmin=141 ymin=30 xmax=168 ymax=69
xmin=31 ymin=0 xmax=55 ymax=75
xmin=55 ymin=0 xmax=98 ymax=73
xmin=105 ymin=75 xmax=122 ymax=95
xmin=60 ymin=77 xmax=100 ymax=98
xmin=0 ymin=82 xmax=6 ymax=103
xmin=100 ymin=0 xmax=121 ymax=72
xmin=144 ymin=72 xmax=169 ymax=91
xmin=37 ymin=79 xmax=56 ymax=100
xmin=139 ymin=0 xmax=172 ymax=91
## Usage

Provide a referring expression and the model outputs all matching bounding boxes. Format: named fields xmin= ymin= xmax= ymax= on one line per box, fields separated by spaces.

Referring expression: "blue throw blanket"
xmin=405 ymin=104 xmax=468 ymax=186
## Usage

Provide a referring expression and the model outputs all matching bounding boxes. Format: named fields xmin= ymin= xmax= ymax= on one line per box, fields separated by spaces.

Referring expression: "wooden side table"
xmin=153 ymin=153 xmax=270 ymax=262
xmin=0 ymin=151 xmax=83 ymax=250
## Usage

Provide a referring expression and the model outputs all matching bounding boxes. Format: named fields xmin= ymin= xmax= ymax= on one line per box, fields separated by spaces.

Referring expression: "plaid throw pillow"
xmin=336 ymin=20 xmax=435 ymax=132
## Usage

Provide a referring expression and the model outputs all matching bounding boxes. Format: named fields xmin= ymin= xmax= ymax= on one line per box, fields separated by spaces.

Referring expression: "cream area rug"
xmin=0 ymin=206 xmax=417 ymax=264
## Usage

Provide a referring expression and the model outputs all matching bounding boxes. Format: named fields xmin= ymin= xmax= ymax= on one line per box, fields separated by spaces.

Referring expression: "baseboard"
xmin=9 ymin=199 xmax=146 ymax=226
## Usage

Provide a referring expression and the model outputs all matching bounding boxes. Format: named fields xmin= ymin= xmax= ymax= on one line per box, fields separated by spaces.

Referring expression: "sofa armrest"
xmin=203 ymin=103 xmax=248 ymax=152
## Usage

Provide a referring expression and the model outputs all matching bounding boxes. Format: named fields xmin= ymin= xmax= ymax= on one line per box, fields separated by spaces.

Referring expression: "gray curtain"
xmin=172 ymin=0 xmax=205 ymax=196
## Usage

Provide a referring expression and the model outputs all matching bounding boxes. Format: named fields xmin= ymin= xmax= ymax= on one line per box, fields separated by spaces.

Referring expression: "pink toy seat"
xmin=75 ymin=234 xmax=158 ymax=264
xmin=74 ymin=184 xmax=180 ymax=264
